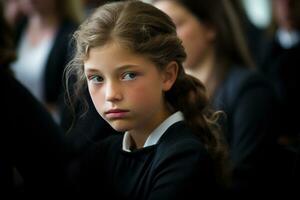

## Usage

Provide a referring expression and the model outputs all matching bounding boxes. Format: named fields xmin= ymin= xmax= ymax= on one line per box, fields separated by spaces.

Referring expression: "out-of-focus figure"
xmin=11 ymin=0 xmax=83 ymax=122
xmin=259 ymin=0 xmax=300 ymax=148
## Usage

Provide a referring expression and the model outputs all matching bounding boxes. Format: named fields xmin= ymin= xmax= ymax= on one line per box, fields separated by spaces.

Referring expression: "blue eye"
xmin=122 ymin=72 xmax=137 ymax=81
xmin=89 ymin=75 xmax=103 ymax=84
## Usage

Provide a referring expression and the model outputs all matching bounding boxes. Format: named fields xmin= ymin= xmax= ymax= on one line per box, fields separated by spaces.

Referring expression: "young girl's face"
xmin=84 ymin=42 xmax=173 ymax=135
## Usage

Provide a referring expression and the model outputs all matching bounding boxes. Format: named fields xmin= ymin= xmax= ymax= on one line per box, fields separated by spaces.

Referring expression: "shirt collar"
xmin=122 ymin=111 xmax=184 ymax=152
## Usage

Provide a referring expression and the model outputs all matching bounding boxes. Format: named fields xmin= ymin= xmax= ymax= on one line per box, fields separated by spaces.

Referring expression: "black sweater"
xmin=78 ymin=121 xmax=222 ymax=199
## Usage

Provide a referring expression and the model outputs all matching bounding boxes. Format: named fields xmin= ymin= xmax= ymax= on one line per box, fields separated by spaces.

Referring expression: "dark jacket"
xmin=212 ymin=66 xmax=280 ymax=193
xmin=259 ymin=38 xmax=300 ymax=138
xmin=0 ymin=66 xmax=68 ymax=196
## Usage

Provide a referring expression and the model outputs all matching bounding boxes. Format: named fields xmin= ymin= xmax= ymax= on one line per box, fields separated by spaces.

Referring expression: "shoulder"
xmin=149 ymin=122 xmax=217 ymax=196
xmin=225 ymin=67 xmax=270 ymax=90
xmin=156 ymin=122 xmax=212 ymax=164
xmin=158 ymin=122 xmax=203 ymax=146
xmin=214 ymin=67 xmax=276 ymax=109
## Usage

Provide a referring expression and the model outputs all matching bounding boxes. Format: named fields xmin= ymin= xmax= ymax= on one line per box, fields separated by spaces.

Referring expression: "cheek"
xmin=128 ymin=82 xmax=162 ymax=108
xmin=177 ymin=26 xmax=193 ymax=48
xmin=186 ymin=25 xmax=214 ymax=68
xmin=179 ymin=25 xmax=204 ymax=54
xmin=179 ymin=28 xmax=205 ymax=67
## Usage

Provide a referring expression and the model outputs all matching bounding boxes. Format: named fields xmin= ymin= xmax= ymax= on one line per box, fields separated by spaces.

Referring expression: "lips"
xmin=104 ymin=109 xmax=129 ymax=119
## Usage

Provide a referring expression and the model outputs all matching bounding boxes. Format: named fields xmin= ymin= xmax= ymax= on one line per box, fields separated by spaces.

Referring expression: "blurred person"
xmin=66 ymin=1 xmax=231 ymax=198
xmin=258 ymin=1 xmax=300 ymax=192
xmin=153 ymin=0 xmax=281 ymax=194
xmin=259 ymin=0 xmax=300 ymax=148
xmin=0 ymin=0 xmax=68 ymax=196
xmin=11 ymin=0 xmax=83 ymax=122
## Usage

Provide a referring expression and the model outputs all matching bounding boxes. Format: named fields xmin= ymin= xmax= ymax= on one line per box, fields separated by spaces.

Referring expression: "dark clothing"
xmin=259 ymin=39 xmax=300 ymax=139
xmin=0 ymin=66 xmax=68 ymax=196
xmin=77 ymin=121 xmax=222 ymax=199
xmin=212 ymin=66 xmax=280 ymax=193
xmin=243 ymin=17 xmax=264 ymax=66
xmin=258 ymin=38 xmax=300 ymax=194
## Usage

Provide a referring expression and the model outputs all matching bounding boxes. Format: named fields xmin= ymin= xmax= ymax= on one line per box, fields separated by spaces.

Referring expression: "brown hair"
xmin=65 ymin=0 xmax=230 ymax=186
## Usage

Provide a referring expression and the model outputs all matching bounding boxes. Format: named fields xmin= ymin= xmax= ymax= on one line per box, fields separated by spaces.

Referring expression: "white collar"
xmin=276 ymin=28 xmax=300 ymax=49
xmin=122 ymin=111 xmax=184 ymax=152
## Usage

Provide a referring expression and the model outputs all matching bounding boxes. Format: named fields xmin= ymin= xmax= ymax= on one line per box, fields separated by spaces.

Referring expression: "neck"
xmin=128 ymin=132 xmax=148 ymax=149
xmin=129 ymin=104 xmax=172 ymax=149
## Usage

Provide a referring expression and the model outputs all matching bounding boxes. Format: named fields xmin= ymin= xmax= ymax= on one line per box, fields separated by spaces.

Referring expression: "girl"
xmin=66 ymin=0 xmax=230 ymax=198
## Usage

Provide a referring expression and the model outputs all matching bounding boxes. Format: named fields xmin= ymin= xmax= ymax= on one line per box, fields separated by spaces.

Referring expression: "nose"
xmin=105 ymin=80 xmax=122 ymax=102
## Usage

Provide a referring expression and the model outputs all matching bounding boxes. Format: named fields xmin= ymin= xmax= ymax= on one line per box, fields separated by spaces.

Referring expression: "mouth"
xmin=104 ymin=109 xmax=129 ymax=119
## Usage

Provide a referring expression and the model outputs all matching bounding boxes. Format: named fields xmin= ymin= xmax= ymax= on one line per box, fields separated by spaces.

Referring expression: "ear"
xmin=162 ymin=61 xmax=178 ymax=91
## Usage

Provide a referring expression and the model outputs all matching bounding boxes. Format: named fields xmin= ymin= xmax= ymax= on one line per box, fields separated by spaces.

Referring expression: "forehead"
xmin=84 ymin=42 xmax=156 ymax=72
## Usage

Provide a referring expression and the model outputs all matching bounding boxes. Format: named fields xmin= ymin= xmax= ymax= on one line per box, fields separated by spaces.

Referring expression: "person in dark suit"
xmin=259 ymin=0 xmax=300 ymax=148
xmin=0 ymin=1 xmax=68 ymax=196
xmin=65 ymin=1 xmax=231 ymax=198
xmin=153 ymin=0 xmax=282 ymax=194
xmin=258 ymin=1 xmax=300 ymax=193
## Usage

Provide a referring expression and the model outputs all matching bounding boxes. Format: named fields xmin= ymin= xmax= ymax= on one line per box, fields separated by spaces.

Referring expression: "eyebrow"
xmin=84 ymin=68 xmax=99 ymax=74
xmin=85 ymin=64 xmax=141 ymax=74
xmin=116 ymin=64 xmax=140 ymax=72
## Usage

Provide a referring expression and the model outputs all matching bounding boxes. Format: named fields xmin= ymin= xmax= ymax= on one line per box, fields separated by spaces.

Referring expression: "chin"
xmin=112 ymin=127 xmax=129 ymax=132
xmin=109 ymin=121 xmax=131 ymax=132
